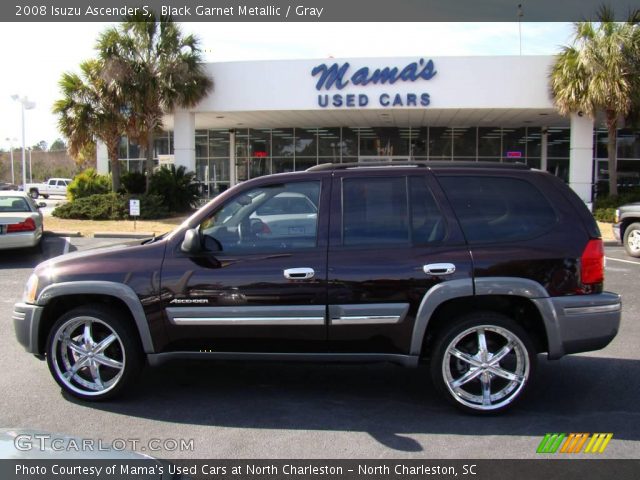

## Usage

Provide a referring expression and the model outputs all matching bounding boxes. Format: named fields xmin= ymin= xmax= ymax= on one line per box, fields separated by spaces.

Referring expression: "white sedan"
xmin=0 ymin=191 xmax=44 ymax=251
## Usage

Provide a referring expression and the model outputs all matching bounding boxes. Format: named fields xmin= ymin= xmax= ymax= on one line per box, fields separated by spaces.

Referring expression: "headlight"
xmin=22 ymin=274 xmax=39 ymax=304
xmin=614 ymin=209 xmax=620 ymax=224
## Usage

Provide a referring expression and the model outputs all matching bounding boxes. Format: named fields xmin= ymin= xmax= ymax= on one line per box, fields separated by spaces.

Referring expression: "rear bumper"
xmin=0 ymin=231 xmax=41 ymax=250
xmin=536 ymin=292 xmax=621 ymax=359
xmin=13 ymin=302 xmax=44 ymax=355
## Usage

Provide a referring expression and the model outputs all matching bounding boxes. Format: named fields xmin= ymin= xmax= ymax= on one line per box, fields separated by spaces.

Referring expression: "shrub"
xmin=53 ymin=193 xmax=169 ymax=220
xmin=67 ymin=168 xmax=110 ymax=201
xmin=149 ymin=165 xmax=199 ymax=213
xmin=120 ymin=171 xmax=146 ymax=194
xmin=593 ymin=207 xmax=616 ymax=223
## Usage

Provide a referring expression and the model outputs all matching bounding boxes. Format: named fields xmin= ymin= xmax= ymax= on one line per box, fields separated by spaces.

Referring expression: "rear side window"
xmin=438 ymin=176 xmax=557 ymax=244
xmin=341 ymin=176 xmax=445 ymax=246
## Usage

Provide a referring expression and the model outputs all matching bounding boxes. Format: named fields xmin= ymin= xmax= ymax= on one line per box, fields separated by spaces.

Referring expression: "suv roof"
xmin=307 ymin=161 xmax=532 ymax=172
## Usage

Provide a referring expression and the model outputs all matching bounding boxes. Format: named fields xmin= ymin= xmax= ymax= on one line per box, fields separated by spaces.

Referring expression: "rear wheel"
xmin=28 ymin=188 xmax=39 ymax=199
xmin=430 ymin=312 xmax=536 ymax=414
xmin=623 ymin=222 xmax=640 ymax=258
xmin=46 ymin=305 xmax=142 ymax=401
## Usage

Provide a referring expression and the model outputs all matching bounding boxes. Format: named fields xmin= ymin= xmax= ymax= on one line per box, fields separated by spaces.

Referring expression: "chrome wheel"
xmin=50 ymin=316 xmax=125 ymax=397
xmin=441 ymin=324 xmax=530 ymax=411
xmin=626 ymin=229 xmax=640 ymax=254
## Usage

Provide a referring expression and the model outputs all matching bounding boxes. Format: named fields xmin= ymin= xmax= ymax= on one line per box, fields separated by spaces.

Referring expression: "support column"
xmin=540 ymin=127 xmax=548 ymax=172
xmin=96 ymin=141 xmax=109 ymax=175
xmin=173 ymin=110 xmax=196 ymax=172
xmin=569 ymin=113 xmax=595 ymax=208
xmin=229 ymin=129 xmax=237 ymax=187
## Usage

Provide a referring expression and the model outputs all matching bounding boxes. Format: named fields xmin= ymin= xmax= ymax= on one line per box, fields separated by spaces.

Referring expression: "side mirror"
xmin=181 ymin=228 xmax=202 ymax=254
xmin=38 ymin=202 xmax=46 ymax=208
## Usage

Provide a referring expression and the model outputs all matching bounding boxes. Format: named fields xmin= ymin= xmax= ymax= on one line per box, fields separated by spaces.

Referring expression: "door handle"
xmin=423 ymin=263 xmax=456 ymax=275
xmin=284 ymin=268 xmax=315 ymax=280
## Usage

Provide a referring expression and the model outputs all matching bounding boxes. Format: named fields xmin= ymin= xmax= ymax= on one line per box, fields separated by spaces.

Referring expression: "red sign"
xmin=506 ymin=151 xmax=522 ymax=158
xmin=253 ymin=151 xmax=268 ymax=158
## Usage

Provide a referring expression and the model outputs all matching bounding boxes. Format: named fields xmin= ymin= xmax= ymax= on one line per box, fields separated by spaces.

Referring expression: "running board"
xmin=146 ymin=352 xmax=420 ymax=368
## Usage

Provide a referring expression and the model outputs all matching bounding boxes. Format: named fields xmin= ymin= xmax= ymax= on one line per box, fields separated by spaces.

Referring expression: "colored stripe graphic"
xmin=584 ymin=433 xmax=613 ymax=453
xmin=537 ymin=433 xmax=565 ymax=453
xmin=560 ymin=433 xmax=589 ymax=453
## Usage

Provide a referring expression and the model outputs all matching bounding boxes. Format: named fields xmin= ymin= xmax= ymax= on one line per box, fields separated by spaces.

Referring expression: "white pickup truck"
xmin=25 ymin=178 xmax=72 ymax=199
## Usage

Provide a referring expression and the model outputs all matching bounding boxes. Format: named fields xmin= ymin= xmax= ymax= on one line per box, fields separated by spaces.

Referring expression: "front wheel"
xmin=430 ymin=312 xmax=536 ymax=414
xmin=46 ymin=306 xmax=142 ymax=401
xmin=28 ymin=189 xmax=39 ymax=199
xmin=623 ymin=222 xmax=640 ymax=258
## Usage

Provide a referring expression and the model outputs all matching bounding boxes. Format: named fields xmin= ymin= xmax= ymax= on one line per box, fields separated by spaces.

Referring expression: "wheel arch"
xmin=412 ymin=277 xmax=558 ymax=359
xmin=36 ymin=282 xmax=155 ymax=355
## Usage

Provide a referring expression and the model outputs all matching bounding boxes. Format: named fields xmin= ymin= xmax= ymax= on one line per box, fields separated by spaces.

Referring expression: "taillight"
xmin=581 ymin=238 xmax=604 ymax=286
xmin=7 ymin=217 xmax=36 ymax=233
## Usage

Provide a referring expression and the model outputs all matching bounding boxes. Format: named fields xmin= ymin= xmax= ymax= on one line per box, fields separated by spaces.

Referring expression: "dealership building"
xmin=96 ymin=55 xmax=640 ymax=204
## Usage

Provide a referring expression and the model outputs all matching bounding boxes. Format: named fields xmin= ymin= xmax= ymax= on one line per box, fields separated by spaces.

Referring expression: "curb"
xmin=93 ymin=232 xmax=155 ymax=239
xmin=44 ymin=230 xmax=82 ymax=238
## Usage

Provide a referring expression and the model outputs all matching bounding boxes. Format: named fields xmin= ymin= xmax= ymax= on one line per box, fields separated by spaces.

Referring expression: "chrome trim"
xmin=423 ymin=263 xmax=456 ymax=275
xmin=283 ymin=267 xmax=315 ymax=280
xmin=172 ymin=316 xmax=325 ymax=326
xmin=331 ymin=315 xmax=402 ymax=325
xmin=564 ymin=303 xmax=621 ymax=316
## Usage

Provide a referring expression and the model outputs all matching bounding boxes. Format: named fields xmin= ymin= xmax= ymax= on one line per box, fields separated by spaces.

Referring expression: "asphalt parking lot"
xmin=0 ymin=237 xmax=639 ymax=459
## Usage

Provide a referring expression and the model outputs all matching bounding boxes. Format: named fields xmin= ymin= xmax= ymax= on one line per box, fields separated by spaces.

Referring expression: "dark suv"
xmin=13 ymin=162 xmax=621 ymax=413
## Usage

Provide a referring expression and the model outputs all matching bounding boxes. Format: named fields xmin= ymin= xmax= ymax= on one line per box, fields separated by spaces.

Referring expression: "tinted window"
xmin=438 ymin=176 xmax=557 ymax=244
xmin=342 ymin=176 xmax=445 ymax=246
xmin=200 ymin=181 xmax=320 ymax=253
xmin=410 ymin=177 xmax=446 ymax=244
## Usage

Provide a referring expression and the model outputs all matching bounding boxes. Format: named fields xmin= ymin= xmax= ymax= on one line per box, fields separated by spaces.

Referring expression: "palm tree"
xmin=550 ymin=7 xmax=640 ymax=197
xmin=53 ymin=59 xmax=127 ymax=192
xmin=97 ymin=12 xmax=213 ymax=191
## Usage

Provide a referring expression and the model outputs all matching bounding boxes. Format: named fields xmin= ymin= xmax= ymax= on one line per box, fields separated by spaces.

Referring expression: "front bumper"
xmin=613 ymin=223 xmax=621 ymax=243
xmin=13 ymin=302 xmax=44 ymax=355
xmin=540 ymin=292 xmax=621 ymax=359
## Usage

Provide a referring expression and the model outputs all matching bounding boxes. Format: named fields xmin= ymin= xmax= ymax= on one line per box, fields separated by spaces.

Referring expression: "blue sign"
xmin=311 ymin=59 xmax=436 ymax=108
xmin=311 ymin=59 xmax=437 ymax=90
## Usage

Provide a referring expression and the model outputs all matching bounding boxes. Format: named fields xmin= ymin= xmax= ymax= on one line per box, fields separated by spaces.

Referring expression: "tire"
xmin=623 ymin=222 xmax=640 ymax=258
xmin=46 ymin=305 xmax=142 ymax=401
xmin=430 ymin=312 xmax=536 ymax=414
xmin=42 ymin=194 xmax=49 ymax=199
xmin=29 ymin=189 xmax=39 ymax=199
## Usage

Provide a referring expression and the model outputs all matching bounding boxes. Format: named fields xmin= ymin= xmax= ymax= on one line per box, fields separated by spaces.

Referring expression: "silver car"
xmin=0 ymin=191 xmax=44 ymax=251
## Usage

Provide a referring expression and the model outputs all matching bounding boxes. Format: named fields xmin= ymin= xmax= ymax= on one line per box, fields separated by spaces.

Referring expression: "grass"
xmin=597 ymin=221 xmax=615 ymax=242
xmin=44 ymin=215 xmax=188 ymax=237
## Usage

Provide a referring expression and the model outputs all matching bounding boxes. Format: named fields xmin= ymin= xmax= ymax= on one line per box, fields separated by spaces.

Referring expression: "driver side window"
xmin=200 ymin=181 xmax=321 ymax=253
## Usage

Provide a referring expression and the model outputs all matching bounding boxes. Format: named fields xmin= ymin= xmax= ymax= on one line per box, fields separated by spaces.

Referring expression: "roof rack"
xmin=306 ymin=161 xmax=531 ymax=172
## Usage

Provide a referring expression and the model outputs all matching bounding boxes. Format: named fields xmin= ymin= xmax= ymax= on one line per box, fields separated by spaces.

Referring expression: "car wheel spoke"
xmin=450 ymin=367 xmax=482 ymax=388
xmin=449 ymin=348 xmax=482 ymax=368
xmin=481 ymin=375 xmax=492 ymax=406
xmin=94 ymin=353 xmax=123 ymax=370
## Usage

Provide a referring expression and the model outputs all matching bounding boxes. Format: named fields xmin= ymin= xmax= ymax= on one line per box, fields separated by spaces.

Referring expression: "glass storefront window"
xmin=359 ymin=127 xmax=410 ymax=157
xmin=195 ymin=133 xmax=208 ymax=158
xmin=249 ymin=157 xmax=270 ymax=179
xmin=478 ymin=127 xmax=502 ymax=158
xmin=429 ymin=127 xmax=452 ymax=159
xmin=452 ymin=127 xmax=476 ymax=158
xmin=502 ymin=127 xmax=527 ymax=160
xmin=273 ymin=157 xmax=294 ymax=173
xmin=128 ymin=141 xmax=140 ymax=159
xmin=618 ymin=129 xmax=640 ymax=159
xmin=525 ymin=127 xmax=542 ymax=159
xmin=296 ymin=128 xmax=318 ymax=157
xmin=412 ymin=127 xmax=428 ymax=157
xmin=340 ymin=128 xmax=358 ymax=158
xmin=249 ymin=129 xmax=270 ymax=158
xmin=317 ymin=128 xmax=341 ymax=161
xmin=209 ymin=129 xmax=230 ymax=157
xmin=272 ymin=128 xmax=294 ymax=156
xmin=295 ymin=158 xmax=317 ymax=171
xmin=546 ymin=128 xmax=570 ymax=158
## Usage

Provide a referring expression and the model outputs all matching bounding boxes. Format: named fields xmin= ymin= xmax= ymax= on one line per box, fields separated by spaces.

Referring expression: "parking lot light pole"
xmin=11 ymin=95 xmax=36 ymax=191
xmin=5 ymin=137 xmax=17 ymax=184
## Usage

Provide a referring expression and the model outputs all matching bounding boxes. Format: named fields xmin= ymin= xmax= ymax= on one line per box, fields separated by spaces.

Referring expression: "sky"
xmin=0 ymin=21 xmax=574 ymax=150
